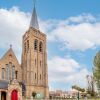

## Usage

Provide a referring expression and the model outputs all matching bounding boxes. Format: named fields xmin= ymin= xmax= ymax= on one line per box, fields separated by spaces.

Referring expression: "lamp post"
xmin=77 ymin=91 xmax=80 ymax=100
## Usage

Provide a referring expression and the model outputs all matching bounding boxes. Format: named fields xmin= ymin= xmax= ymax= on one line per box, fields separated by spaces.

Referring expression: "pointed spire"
xmin=30 ymin=3 xmax=39 ymax=30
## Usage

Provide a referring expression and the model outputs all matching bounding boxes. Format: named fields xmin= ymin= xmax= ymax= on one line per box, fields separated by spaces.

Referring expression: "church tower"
xmin=21 ymin=5 xmax=49 ymax=98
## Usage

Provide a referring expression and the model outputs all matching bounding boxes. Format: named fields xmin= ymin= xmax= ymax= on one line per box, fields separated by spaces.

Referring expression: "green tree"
xmin=72 ymin=85 xmax=85 ymax=92
xmin=32 ymin=92 xmax=36 ymax=98
xmin=93 ymin=51 xmax=100 ymax=95
xmin=72 ymin=85 xmax=85 ymax=99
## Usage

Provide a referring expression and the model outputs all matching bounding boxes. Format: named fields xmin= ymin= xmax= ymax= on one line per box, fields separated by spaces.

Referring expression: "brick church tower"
xmin=21 ymin=6 xmax=49 ymax=98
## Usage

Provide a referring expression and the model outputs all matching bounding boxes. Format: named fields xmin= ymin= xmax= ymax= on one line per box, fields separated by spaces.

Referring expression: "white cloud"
xmin=46 ymin=14 xmax=100 ymax=51
xmin=67 ymin=13 xmax=96 ymax=23
xmin=0 ymin=7 xmax=30 ymax=47
xmin=66 ymin=68 xmax=89 ymax=86
xmin=49 ymin=22 xmax=100 ymax=51
xmin=48 ymin=56 xmax=90 ymax=89
xmin=0 ymin=7 xmax=30 ymax=61
xmin=48 ymin=56 xmax=80 ymax=74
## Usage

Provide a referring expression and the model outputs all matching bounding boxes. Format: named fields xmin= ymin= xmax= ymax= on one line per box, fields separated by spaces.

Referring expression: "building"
xmin=49 ymin=90 xmax=79 ymax=99
xmin=0 ymin=5 xmax=49 ymax=100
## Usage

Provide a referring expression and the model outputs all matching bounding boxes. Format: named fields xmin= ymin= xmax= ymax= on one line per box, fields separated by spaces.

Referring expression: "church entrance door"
xmin=1 ymin=92 xmax=6 ymax=100
xmin=11 ymin=90 xmax=18 ymax=100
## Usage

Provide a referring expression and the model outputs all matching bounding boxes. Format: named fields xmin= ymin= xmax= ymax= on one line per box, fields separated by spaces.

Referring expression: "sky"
xmin=0 ymin=0 xmax=100 ymax=91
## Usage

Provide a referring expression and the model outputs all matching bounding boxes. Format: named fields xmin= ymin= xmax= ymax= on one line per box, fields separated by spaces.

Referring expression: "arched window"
xmin=34 ymin=39 xmax=38 ymax=50
xmin=39 ymin=42 xmax=43 ymax=52
xmin=9 ymin=62 xmax=12 ymax=79
xmin=2 ymin=68 xmax=5 ymax=79
xmin=12 ymin=66 xmax=15 ymax=80
xmin=40 ymin=61 xmax=41 ymax=67
xmin=6 ymin=64 xmax=9 ymax=80
xmin=27 ymin=40 xmax=29 ymax=51
xmin=15 ymin=71 xmax=18 ymax=79
xmin=24 ymin=42 xmax=26 ymax=52
xmin=35 ymin=73 xmax=36 ymax=79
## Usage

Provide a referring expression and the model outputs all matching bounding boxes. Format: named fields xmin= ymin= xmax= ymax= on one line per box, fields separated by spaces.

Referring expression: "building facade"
xmin=0 ymin=6 xmax=49 ymax=100
xmin=49 ymin=89 xmax=86 ymax=99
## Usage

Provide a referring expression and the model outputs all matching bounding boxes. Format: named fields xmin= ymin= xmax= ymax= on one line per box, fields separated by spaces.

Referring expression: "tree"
xmin=93 ymin=51 xmax=100 ymax=95
xmin=86 ymin=75 xmax=95 ymax=96
xmin=32 ymin=92 xmax=36 ymax=98
xmin=72 ymin=85 xmax=85 ymax=92
xmin=72 ymin=85 xmax=85 ymax=99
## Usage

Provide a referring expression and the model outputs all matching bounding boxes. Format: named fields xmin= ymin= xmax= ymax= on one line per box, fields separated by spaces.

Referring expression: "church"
xmin=0 ymin=5 xmax=49 ymax=100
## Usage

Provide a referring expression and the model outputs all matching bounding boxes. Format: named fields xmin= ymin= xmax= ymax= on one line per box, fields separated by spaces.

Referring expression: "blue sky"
xmin=1 ymin=0 xmax=100 ymax=19
xmin=0 ymin=0 xmax=100 ymax=90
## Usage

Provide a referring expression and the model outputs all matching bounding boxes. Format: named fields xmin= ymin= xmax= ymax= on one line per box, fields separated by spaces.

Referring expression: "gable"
xmin=0 ymin=48 xmax=20 ymax=66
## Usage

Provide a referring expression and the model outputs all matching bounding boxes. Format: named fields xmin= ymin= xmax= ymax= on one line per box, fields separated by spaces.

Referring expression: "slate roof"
xmin=0 ymin=80 xmax=9 ymax=89
xmin=30 ymin=6 xmax=39 ymax=30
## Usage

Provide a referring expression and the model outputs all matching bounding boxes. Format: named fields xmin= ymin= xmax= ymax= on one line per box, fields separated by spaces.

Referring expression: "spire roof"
xmin=30 ymin=6 xmax=39 ymax=30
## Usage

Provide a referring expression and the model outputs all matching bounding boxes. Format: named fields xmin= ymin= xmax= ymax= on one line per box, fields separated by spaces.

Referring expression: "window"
xmin=35 ymin=73 xmax=36 ymax=79
xmin=34 ymin=39 xmax=38 ymax=50
xmin=24 ymin=42 xmax=26 ymax=52
xmin=40 ymin=61 xmax=41 ymax=67
xmin=12 ymin=66 xmax=15 ymax=80
xmin=9 ymin=62 xmax=12 ymax=79
xmin=27 ymin=40 xmax=29 ymax=51
xmin=9 ymin=54 xmax=12 ymax=57
xmin=6 ymin=64 xmax=9 ymax=80
xmin=15 ymin=71 xmax=18 ymax=79
xmin=2 ymin=68 xmax=5 ymax=79
xmin=39 ymin=42 xmax=43 ymax=52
